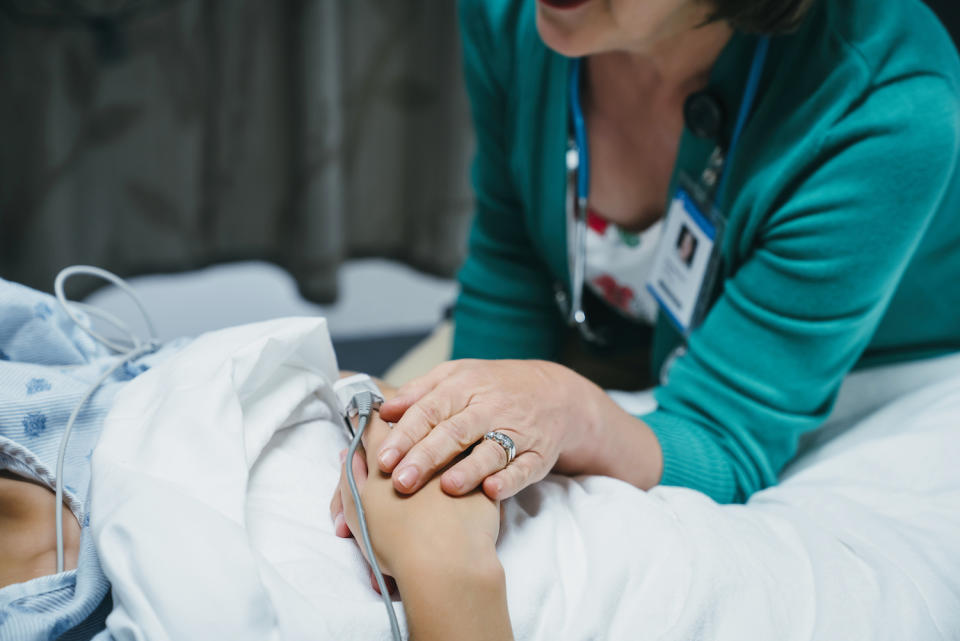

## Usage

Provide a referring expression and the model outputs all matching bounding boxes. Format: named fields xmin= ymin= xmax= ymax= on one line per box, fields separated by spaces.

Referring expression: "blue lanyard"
xmin=568 ymin=36 xmax=770 ymax=207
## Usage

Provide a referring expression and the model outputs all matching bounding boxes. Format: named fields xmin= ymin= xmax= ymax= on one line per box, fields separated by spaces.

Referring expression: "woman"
xmin=331 ymin=0 xmax=960 ymax=515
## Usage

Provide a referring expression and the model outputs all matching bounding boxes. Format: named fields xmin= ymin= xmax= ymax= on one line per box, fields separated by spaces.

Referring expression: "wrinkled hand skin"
xmin=373 ymin=359 xmax=611 ymax=501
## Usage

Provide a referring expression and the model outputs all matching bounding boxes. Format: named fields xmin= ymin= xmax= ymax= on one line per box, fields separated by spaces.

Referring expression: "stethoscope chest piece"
xmin=683 ymin=90 xmax=726 ymax=141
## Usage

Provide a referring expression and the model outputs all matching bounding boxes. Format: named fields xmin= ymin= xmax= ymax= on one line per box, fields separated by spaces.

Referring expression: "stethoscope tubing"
xmin=563 ymin=36 xmax=770 ymax=340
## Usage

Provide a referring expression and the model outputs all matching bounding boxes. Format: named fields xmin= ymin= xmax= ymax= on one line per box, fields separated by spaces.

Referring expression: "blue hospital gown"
xmin=0 ymin=277 xmax=185 ymax=641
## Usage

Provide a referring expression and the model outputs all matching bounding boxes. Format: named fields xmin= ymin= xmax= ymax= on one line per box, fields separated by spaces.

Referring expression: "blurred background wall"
xmin=0 ymin=0 xmax=473 ymax=304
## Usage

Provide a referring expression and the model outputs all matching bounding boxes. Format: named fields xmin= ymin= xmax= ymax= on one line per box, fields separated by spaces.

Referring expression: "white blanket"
xmin=90 ymin=319 xmax=960 ymax=640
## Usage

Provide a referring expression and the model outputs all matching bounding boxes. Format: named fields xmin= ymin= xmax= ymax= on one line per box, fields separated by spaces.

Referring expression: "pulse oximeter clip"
xmin=330 ymin=373 xmax=400 ymax=641
xmin=333 ymin=373 xmax=385 ymax=437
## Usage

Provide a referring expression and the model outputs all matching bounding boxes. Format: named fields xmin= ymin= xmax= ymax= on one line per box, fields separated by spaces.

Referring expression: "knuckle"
xmin=385 ymin=431 xmax=412 ymax=453
xmin=438 ymin=360 xmax=460 ymax=375
xmin=383 ymin=432 xmax=415 ymax=460
xmin=414 ymin=437 xmax=449 ymax=470
xmin=449 ymin=457 xmax=483 ymax=487
xmin=391 ymin=411 xmax=433 ymax=449
xmin=461 ymin=455 xmax=488 ymax=479
xmin=414 ymin=399 xmax=446 ymax=427
xmin=519 ymin=454 xmax=548 ymax=484
xmin=504 ymin=462 xmax=525 ymax=486
xmin=438 ymin=415 xmax=475 ymax=449
xmin=468 ymin=446 xmax=500 ymax=477
xmin=517 ymin=460 xmax=534 ymax=483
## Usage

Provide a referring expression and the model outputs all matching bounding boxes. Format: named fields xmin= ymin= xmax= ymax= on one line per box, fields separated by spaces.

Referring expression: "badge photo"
xmin=647 ymin=177 xmax=725 ymax=335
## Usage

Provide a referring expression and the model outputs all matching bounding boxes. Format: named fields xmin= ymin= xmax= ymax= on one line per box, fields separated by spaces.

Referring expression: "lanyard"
xmin=569 ymin=36 xmax=770 ymax=207
xmin=560 ymin=36 xmax=770 ymax=343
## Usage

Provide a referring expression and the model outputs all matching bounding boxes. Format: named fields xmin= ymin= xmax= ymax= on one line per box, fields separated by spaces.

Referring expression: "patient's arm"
xmin=338 ymin=410 xmax=512 ymax=641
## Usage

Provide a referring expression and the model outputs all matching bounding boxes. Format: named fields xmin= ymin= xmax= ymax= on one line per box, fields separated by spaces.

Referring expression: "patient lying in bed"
xmin=3 ymin=275 xmax=960 ymax=641
xmin=0 ymin=274 xmax=508 ymax=640
xmin=0 ymin=392 xmax=510 ymax=641
xmin=87 ymin=315 xmax=960 ymax=641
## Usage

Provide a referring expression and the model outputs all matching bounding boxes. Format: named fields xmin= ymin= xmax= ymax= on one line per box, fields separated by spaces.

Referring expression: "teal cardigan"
xmin=452 ymin=0 xmax=960 ymax=503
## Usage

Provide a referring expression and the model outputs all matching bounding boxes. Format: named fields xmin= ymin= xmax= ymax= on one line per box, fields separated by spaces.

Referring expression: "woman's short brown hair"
xmin=709 ymin=0 xmax=818 ymax=34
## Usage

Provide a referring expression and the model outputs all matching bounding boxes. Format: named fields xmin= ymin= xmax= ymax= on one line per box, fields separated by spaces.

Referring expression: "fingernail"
xmin=339 ymin=450 xmax=347 ymax=464
xmin=446 ymin=471 xmax=463 ymax=490
xmin=379 ymin=448 xmax=399 ymax=469
xmin=396 ymin=466 xmax=418 ymax=490
xmin=334 ymin=512 xmax=345 ymax=531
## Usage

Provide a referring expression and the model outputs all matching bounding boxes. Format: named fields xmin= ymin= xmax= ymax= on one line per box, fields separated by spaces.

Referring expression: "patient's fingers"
xmin=333 ymin=510 xmax=351 ymax=537
xmin=440 ymin=433 xmax=514 ymax=496
xmin=368 ymin=567 xmax=397 ymax=596
xmin=481 ymin=452 xmax=546 ymax=501
xmin=378 ymin=360 xmax=460 ymax=422
xmin=331 ymin=449 xmax=347 ymax=536
xmin=376 ymin=381 xmax=473 ymax=474
xmin=350 ymin=447 xmax=368 ymax=485
xmin=389 ymin=404 xmax=492 ymax=494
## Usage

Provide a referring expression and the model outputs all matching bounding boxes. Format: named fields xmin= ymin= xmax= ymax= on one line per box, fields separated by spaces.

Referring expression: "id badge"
xmin=646 ymin=173 xmax=726 ymax=336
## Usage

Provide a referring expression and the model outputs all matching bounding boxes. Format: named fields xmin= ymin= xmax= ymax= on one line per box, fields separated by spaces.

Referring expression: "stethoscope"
xmin=556 ymin=37 xmax=771 ymax=346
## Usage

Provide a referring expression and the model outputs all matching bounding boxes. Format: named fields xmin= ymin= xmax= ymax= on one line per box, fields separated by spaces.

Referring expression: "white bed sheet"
xmin=90 ymin=318 xmax=960 ymax=640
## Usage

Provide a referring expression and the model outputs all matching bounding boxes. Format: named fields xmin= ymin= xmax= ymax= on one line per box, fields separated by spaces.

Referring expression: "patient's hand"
xmin=335 ymin=410 xmax=512 ymax=641
xmin=329 ymin=373 xmax=390 ymax=543
xmin=336 ymin=408 xmax=501 ymax=580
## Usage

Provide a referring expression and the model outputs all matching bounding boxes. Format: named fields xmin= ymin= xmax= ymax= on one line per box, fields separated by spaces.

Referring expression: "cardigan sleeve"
xmin=451 ymin=0 xmax=563 ymax=361
xmin=643 ymin=73 xmax=960 ymax=503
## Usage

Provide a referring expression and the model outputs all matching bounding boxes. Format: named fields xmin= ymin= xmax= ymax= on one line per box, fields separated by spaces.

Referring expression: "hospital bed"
xmin=2 ymin=262 xmax=960 ymax=640
xmin=90 ymin=314 xmax=960 ymax=640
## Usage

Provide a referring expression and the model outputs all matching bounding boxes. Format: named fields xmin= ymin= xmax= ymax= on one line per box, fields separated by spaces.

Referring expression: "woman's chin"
xmin=535 ymin=3 xmax=599 ymax=58
xmin=538 ymin=0 xmax=592 ymax=9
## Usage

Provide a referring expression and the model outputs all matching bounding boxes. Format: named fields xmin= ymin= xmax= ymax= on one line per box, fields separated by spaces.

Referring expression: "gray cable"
xmin=346 ymin=391 xmax=403 ymax=641
xmin=53 ymin=266 xmax=159 ymax=573
xmin=54 ymin=265 xmax=158 ymax=353
xmin=54 ymin=343 xmax=155 ymax=572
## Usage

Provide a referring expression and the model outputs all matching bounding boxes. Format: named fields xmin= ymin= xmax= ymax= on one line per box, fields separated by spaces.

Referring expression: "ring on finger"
xmin=483 ymin=430 xmax=517 ymax=467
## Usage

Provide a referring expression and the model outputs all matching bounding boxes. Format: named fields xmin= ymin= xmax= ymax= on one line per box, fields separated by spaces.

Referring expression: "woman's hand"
xmin=374 ymin=359 xmax=624 ymax=501
xmin=335 ymin=400 xmax=501 ymax=579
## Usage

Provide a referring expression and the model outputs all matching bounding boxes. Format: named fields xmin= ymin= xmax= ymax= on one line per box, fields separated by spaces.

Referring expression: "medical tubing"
xmin=55 ymin=343 xmax=155 ymax=572
xmin=53 ymin=265 xmax=160 ymax=573
xmin=346 ymin=392 xmax=403 ymax=641
xmin=55 ymin=265 xmax=158 ymax=352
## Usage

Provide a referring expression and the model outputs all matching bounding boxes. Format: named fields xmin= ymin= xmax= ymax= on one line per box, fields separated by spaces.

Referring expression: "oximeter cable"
xmin=345 ymin=390 xmax=403 ymax=641
xmin=53 ymin=265 xmax=160 ymax=573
